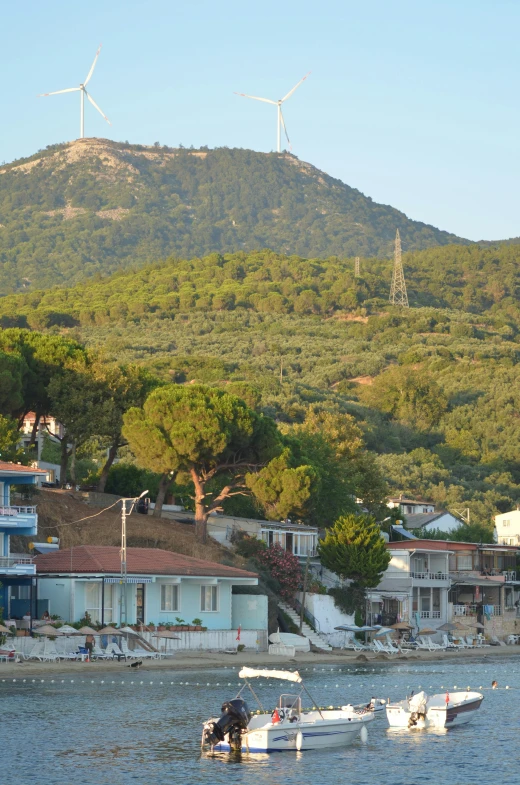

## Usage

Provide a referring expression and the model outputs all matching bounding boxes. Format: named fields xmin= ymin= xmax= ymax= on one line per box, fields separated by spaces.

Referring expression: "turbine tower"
xmin=38 ymin=45 xmax=111 ymax=139
xmin=235 ymin=72 xmax=310 ymax=152
xmin=389 ymin=229 xmax=409 ymax=307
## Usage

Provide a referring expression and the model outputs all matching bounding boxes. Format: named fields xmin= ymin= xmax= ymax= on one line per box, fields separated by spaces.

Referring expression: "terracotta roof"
xmin=34 ymin=545 xmax=258 ymax=579
xmin=0 ymin=461 xmax=47 ymax=474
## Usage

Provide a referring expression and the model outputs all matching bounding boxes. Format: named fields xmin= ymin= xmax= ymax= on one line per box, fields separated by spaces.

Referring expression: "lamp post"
xmin=120 ymin=490 xmax=148 ymax=627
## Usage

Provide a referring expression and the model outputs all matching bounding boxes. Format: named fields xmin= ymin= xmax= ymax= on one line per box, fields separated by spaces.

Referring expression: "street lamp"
xmin=119 ymin=490 xmax=148 ymax=626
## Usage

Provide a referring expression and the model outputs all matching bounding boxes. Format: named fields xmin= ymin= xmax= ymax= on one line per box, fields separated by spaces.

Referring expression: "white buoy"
xmin=360 ymin=725 xmax=368 ymax=744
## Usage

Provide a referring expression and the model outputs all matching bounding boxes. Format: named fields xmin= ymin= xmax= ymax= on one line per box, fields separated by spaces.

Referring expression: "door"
xmin=285 ymin=533 xmax=293 ymax=554
xmin=136 ymin=583 xmax=145 ymax=624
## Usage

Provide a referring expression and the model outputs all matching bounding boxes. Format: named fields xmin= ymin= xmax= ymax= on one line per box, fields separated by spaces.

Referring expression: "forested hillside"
xmin=0 ymin=138 xmax=467 ymax=294
xmin=1 ymin=247 xmax=519 ymax=528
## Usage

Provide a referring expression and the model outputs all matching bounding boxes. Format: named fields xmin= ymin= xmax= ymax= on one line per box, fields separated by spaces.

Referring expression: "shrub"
xmin=257 ymin=544 xmax=302 ymax=602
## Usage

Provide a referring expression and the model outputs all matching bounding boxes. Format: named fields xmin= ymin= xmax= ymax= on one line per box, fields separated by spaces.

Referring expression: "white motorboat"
xmin=202 ymin=667 xmax=374 ymax=753
xmin=386 ymin=690 xmax=483 ymax=730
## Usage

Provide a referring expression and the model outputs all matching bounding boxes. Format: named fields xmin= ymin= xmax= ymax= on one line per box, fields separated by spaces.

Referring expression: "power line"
xmin=389 ymin=229 xmax=409 ymax=307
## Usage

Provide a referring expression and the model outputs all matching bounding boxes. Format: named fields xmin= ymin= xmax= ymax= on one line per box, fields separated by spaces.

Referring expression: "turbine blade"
xmin=85 ymin=90 xmax=112 ymax=125
xmin=84 ymin=44 xmax=102 ymax=85
xmin=280 ymin=107 xmax=292 ymax=151
xmin=233 ymin=92 xmax=276 ymax=105
xmin=281 ymin=71 xmax=311 ymax=103
xmin=38 ymin=87 xmax=80 ymax=97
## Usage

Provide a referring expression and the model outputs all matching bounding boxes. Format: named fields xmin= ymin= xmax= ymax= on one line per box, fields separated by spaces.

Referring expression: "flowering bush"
xmin=257 ymin=544 xmax=302 ymax=601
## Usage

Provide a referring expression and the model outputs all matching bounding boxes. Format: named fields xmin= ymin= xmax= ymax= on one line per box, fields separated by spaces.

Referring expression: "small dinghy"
xmin=386 ymin=690 xmax=483 ymax=730
xmin=202 ymin=667 xmax=374 ymax=753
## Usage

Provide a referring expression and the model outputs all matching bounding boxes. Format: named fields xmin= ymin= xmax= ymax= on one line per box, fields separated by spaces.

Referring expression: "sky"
xmin=2 ymin=0 xmax=519 ymax=242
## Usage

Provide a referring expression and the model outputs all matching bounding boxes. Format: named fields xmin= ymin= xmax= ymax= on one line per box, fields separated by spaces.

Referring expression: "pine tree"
xmin=318 ymin=513 xmax=390 ymax=589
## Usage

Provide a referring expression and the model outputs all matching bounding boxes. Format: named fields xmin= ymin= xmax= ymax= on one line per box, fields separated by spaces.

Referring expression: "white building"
xmin=367 ymin=541 xmax=451 ymax=628
xmin=387 ymin=496 xmax=435 ymax=515
xmin=495 ymin=509 xmax=520 ymax=546
xmin=404 ymin=511 xmax=461 ymax=535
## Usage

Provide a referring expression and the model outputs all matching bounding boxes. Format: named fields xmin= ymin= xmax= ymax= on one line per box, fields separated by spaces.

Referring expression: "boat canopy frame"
xmin=237 ymin=668 xmax=324 ymax=719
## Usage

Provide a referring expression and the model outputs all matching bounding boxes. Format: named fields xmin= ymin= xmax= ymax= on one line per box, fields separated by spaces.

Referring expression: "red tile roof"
xmin=35 ymin=545 xmax=258 ymax=579
xmin=0 ymin=461 xmax=47 ymax=474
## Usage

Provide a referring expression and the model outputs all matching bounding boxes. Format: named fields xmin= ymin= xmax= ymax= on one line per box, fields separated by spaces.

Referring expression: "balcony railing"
xmin=0 ymin=556 xmax=34 ymax=567
xmin=410 ymin=571 xmax=449 ymax=581
xmin=0 ymin=506 xmax=37 ymax=517
xmin=419 ymin=610 xmax=441 ymax=619
xmin=453 ymin=603 xmax=501 ymax=616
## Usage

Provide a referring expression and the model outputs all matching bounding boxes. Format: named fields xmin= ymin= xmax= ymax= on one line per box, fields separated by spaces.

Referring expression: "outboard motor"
xmin=203 ymin=699 xmax=252 ymax=750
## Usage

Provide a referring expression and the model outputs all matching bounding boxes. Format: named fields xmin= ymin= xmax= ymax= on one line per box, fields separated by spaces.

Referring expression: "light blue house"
xmin=35 ymin=545 xmax=265 ymax=632
xmin=0 ymin=461 xmax=47 ymax=620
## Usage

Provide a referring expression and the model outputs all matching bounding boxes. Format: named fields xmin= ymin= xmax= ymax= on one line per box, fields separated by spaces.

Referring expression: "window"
xmin=201 ymin=585 xmax=218 ymax=612
xmin=457 ymin=554 xmax=473 ymax=571
xmin=85 ymin=582 xmax=100 ymax=624
xmin=160 ymin=584 xmax=179 ymax=612
xmin=503 ymin=520 xmax=510 ymax=528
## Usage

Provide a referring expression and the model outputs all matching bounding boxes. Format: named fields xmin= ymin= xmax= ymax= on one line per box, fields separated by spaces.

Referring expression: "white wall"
xmin=301 ymin=593 xmax=355 ymax=634
xmin=422 ymin=513 xmax=461 ymax=534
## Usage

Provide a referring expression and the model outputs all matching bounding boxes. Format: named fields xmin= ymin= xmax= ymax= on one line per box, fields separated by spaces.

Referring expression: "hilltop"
xmin=0 ymin=138 xmax=468 ymax=294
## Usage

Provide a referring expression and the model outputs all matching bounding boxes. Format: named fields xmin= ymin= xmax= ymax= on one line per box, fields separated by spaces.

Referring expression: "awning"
xmin=104 ymin=577 xmax=152 ymax=584
xmin=451 ymin=579 xmax=503 ymax=588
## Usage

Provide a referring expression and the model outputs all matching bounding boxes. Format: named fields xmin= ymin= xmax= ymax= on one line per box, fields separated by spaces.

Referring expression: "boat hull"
xmin=386 ymin=692 xmax=483 ymax=730
xmin=213 ymin=711 xmax=374 ymax=752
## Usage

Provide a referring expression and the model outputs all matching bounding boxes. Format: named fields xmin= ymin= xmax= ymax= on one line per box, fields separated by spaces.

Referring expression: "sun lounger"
xmin=442 ymin=634 xmax=460 ymax=650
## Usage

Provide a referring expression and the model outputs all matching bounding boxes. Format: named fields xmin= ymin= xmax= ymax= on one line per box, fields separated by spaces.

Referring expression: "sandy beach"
xmin=2 ymin=644 xmax=519 ymax=677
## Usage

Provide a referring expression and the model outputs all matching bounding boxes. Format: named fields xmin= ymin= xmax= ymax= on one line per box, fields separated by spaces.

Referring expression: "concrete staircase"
xmin=278 ymin=601 xmax=333 ymax=652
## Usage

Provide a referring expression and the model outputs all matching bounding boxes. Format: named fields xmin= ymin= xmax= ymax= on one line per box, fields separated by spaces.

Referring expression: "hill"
xmin=0 ymin=244 xmax=518 ymax=330
xmin=0 ymin=139 xmax=468 ymax=294
xmin=2 ymin=246 xmax=519 ymax=527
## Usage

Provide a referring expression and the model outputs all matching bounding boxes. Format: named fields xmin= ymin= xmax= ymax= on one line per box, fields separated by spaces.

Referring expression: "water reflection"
xmin=1 ymin=657 xmax=518 ymax=784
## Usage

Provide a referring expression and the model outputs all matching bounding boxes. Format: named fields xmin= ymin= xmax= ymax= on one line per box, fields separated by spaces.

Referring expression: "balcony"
xmin=0 ymin=556 xmax=36 ymax=576
xmin=0 ymin=506 xmax=37 ymax=535
xmin=410 ymin=571 xmax=449 ymax=582
xmin=453 ymin=603 xmax=501 ymax=617
xmin=418 ymin=610 xmax=442 ymax=619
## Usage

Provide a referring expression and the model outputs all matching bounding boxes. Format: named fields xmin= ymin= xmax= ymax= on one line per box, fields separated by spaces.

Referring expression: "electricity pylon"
xmin=389 ymin=229 xmax=409 ymax=307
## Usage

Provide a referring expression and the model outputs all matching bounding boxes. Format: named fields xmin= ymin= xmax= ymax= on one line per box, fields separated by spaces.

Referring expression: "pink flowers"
xmin=258 ymin=544 xmax=302 ymax=601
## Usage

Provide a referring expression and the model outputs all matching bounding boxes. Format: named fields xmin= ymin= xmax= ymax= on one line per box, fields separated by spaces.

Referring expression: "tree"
xmin=92 ymin=363 xmax=160 ymax=492
xmin=0 ymin=350 xmax=26 ymax=416
xmin=47 ymin=362 xmax=113 ymax=485
xmin=318 ymin=514 xmax=391 ymax=591
xmin=123 ymin=385 xmax=282 ymax=541
xmin=245 ymin=449 xmax=317 ymax=521
xmin=0 ymin=415 xmax=25 ymax=463
xmin=364 ymin=367 xmax=448 ymax=431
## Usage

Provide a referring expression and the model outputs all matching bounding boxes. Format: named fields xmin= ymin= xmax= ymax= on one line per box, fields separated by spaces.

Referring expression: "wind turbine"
xmin=38 ymin=45 xmax=111 ymax=139
xmin=235 ymin=72 xmax=310 ymax=153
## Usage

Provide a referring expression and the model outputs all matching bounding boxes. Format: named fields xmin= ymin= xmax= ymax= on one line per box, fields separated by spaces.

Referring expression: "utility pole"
xmin=354 ymin=257 xmax=360 ymax=277
xmin=451 ymin=507 xmax=470 ymax=525
xmin=389 ymin=229 xmax=409 ymax=307
xmin=119 ymin=490 xmax=148 ymax=627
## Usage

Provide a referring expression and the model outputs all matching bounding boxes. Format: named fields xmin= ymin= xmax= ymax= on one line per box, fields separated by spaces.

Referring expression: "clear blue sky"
xmin=2 ymin=0 xmax=519 ymax=241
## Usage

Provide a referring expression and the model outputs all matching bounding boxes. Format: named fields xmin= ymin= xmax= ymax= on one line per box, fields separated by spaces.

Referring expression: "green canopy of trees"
xmin=318 ymin=514 xmax=391 ymax=589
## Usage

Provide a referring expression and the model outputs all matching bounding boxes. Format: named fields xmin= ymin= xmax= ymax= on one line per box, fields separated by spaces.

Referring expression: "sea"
xmin=2 ymin=656 xmax=518 ymax=785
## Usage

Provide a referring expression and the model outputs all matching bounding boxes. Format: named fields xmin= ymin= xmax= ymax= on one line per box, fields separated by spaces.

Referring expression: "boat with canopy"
xmin=201 ymin=667 xmax=374 ymax=753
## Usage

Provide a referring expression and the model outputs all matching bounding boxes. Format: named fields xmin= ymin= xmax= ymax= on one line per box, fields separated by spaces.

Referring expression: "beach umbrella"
xmin=56 ymin=624 xmax=80 ymax=635
xmin=464 ymin=620 xmax=485 ymax=629
xmin=97 ymin=626 xmax=120 ymax=635
xmin=33 ymin=625 xmax=63 ymax=636
xmin=119 ymin=626 xmax=139 ymax=635
xmin=418 ymin=628 xmax=438 ymax=636
xmin=390 ymin=622 xmax=413 ymax=630
xmin=78 ymin=626 xmax=97 ymax=635
xmin=0 ymin=624 xmax=12 ymax=634
xmin=437 ymin=622 xmax=459 ymax=632
xmin=374 ymin=627 xmax=395 ymax=637
xmin=154 ymin=630 xmax=181 ymax=639
xmin=334 ymin=624 xmax=379 ymax=632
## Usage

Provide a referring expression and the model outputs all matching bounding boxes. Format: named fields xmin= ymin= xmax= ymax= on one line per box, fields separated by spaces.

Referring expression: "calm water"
xmin=2 ymin=657 xmax=518 ymax=784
